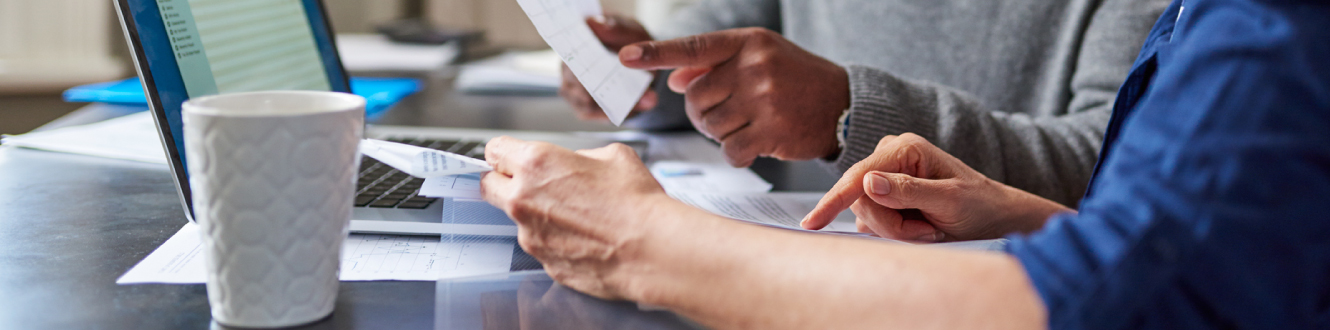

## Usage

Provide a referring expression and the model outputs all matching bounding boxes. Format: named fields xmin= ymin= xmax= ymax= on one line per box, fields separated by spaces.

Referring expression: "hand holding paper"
xmin=514 ymin=0 xmax=653 ymax=126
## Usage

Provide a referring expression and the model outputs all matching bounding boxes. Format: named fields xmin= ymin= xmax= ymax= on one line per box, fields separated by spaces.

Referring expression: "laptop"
xmin=113 ymin=0 xmax=631 ymax=236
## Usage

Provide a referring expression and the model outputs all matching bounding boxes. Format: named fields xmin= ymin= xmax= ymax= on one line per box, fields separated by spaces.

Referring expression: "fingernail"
xmin=869 ymin=173 xmax=891 ymax=195
xmin=621 ymin=45 xmax=643 ymax=61
xmin=591 ymin=15 xmax=607 ymax=24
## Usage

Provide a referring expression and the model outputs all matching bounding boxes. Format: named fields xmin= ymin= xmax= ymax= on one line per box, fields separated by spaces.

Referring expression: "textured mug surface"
xmin=183 ymin=91 xmax=364 ymax=328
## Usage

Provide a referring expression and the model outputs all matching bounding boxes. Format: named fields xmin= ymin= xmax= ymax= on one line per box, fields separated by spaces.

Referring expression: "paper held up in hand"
xmin=360 ymin=139 xmax=491 ymax=178
xmin=514 ymin=0 xmax=653 ymax=126
xmin=360 ymin=139 xmax=489 ymax=199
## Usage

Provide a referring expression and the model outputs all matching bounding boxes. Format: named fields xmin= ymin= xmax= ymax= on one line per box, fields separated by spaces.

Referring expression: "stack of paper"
xmin=668 ymin=191 xmax=858 ymax=232
xmin=0 ymin=111 xmax=168 ymax=165
xmin=118 ymin=223 xmax=515 ymax=284
xmin=336 ymin=34 xmax=460 ymax=72
xmin=455 ymin=50 xmax=563 ymax=95
xmin=650 ymin=161 xmax=772 ymax=193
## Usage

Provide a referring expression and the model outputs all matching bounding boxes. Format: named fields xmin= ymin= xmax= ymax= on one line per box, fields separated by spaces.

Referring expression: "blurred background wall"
xmin=423 ymin=0 xmax=638 ymax=49
xmin=0 ymin=0 xmax=684 ymax=134
xmin=0 ymin=0 xmax=129 ymax=134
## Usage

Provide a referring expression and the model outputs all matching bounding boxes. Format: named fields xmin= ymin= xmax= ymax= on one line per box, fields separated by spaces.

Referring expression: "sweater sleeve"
xmin=828 ymin=0 xmax=1166 ymax=207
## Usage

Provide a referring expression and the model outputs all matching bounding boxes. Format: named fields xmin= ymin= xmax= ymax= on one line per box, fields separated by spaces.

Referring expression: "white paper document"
xmin=669 ymin=191 xmax=858 ymax=232
xmin=651 ymin=161 xmax=773 ymax=193
xmin=360 ymin=139 xmax=491 ymax=178
xmin=117 ymin=223 xmax=514 ymax=284
xmin=419 ymin=174 xmax=484 ymax=200
xmin=514 ymin=0 xmax=653 ymax=126
xmin=336 ymin=34 xmax=460 ymax=72
xmin=340 ymin=234 xmax=515 ymax=281
xmin=456 ymin=50 xmax=562 ymax=94
xmin=576 ymin=131 xmax=730 ymax=164
xmin=1 ymin=111 xmax=168 ymax=165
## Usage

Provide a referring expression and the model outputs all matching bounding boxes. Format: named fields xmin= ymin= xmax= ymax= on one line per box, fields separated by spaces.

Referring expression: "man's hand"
xmin=480 ymin=136 xmax=675 ymax=300
xmin=801 ymin=134 xmax=1072 ymax=242
xmin=560 ymin=15 xmax=659 ymax=122
xmin=618 ymin=28 xmax=849 ymax=167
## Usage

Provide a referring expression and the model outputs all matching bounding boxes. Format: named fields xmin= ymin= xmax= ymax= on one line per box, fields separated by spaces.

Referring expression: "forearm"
xmin=993 ymin=179 xmax=1078 ymax=235
xmin=620 ymin=196 xmax=1047 ymax=329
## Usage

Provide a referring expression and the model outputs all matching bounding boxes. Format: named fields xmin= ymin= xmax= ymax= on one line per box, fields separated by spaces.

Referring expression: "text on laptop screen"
xmin=158 ymin=0 xmax=332 ymax=97
xmin=126 ymin=0 xmax=349 ymax=183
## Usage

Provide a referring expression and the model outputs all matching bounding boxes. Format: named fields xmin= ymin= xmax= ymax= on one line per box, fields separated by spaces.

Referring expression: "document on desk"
xmin=419 ymin=174 xmax=484 ymax=199
xmin=576 ymin=131 xmax=731 ymax=164
xmin=668 ymin=191 xmax=858 ymax=232
xmin=651 ymin=161 xmax=773 ymax=193
xmin=0 ymin=111 xmax=167 ymax=165
xmin=117 ymin=223 xmax=514 ymax=284
xmin=414 ymin=159 xmax=776 ymax=199
xmin=515 ymin=0 xmax=653 ymax=126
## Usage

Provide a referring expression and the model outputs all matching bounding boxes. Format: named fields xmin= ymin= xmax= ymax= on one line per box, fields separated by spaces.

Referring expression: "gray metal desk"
xmin=0 ymin=74 xmax=835 ymax=329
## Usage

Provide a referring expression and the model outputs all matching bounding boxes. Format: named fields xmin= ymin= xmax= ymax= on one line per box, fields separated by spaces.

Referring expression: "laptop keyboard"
xmin=355 ymin=137 xmax=487 ymax=209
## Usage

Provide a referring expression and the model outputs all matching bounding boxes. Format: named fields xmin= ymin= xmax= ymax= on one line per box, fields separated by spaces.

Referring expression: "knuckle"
xmin=505 ymin=196 xmax=532 ymax=218
xmin=752 ymin=80 xmax=775 ymax=97
xmin=679 ymin=35 xmax=710 ymax=59
xmin=523 ymin=144 xmax=556 ymax=162
xmin=514 ymin=149 xmax=543 ymax=170
xmin=518 ymin=232 xmax=546 ymax=256
xmin=875 ymin=135 xmax=899 ymax=150
xmin=898 ymin=133 xmax=931 ymax=149
xmin=892 ymin=178 xmax=920 ymax=201
xmin=745 ymin=28 xmax=780 ymax=46
xmin=608 ymin=143 xmax=636 ymax=156
xmin=748 ymin=51 xmax=776 ymax=68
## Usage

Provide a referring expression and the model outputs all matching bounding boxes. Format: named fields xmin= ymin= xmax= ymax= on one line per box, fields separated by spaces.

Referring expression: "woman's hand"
xmin=480 ymin=136 xmax=678 ymax=300
xmin=802 ymin=133 xmax=1072 ymax=242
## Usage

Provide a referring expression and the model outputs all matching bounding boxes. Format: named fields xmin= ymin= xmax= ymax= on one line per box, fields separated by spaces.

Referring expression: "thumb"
xmin=863 ymin=171 xmax=951 ymax=211
xmin=586 ymin=16 xmax=649 ymax=50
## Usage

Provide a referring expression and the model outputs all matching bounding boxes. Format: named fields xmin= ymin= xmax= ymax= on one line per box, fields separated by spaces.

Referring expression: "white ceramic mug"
xmin=182 ymin=91 xmax=364 ymax=328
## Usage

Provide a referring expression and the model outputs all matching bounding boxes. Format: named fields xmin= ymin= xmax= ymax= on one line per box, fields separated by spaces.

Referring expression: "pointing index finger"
xmin=619 ymin=30 xmax=747 ymax=71
xmin=801 ymin=165 xmax=869 ymax=230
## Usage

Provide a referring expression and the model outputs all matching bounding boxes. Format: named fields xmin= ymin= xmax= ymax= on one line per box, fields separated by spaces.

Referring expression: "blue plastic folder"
xmin=63 ymin=77 xmax=422 ymax=119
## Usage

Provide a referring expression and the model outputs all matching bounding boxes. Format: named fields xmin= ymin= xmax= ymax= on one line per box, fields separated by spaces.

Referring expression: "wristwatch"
xmin=835 ymin=107 xmax=853 ymax=150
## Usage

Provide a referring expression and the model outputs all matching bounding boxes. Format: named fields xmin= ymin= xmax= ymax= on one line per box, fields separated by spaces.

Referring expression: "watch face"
xmin=836 ymin=108 xmax=853 ymax=146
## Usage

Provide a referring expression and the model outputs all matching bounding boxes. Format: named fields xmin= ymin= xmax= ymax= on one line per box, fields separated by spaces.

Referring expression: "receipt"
xmin=360 ymin=139 xmax=491 ymax=178
xmin=514 ymin=0 xmax=653 ymax=125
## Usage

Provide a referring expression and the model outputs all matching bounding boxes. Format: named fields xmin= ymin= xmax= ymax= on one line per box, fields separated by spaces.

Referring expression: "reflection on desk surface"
xmin=438 ymin=271 xmax=705 ymax=330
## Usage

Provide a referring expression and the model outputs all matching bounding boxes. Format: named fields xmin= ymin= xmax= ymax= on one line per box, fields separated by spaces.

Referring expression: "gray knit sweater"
xmin=626 ymin=0 xmax=1168 ymax=206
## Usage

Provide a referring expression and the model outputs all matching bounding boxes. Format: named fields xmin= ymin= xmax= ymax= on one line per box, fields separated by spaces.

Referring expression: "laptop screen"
xmin=119 ymin=0 xmax=350 ymax=217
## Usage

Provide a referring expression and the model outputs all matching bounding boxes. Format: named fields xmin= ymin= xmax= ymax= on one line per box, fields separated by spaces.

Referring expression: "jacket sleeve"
xmin=828 ymin=0 xmax=1167 ymax=207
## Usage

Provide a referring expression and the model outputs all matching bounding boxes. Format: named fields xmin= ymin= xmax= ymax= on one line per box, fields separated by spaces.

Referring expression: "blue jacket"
xmin=1004 ymin=0 xmax=1330 ymax=328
